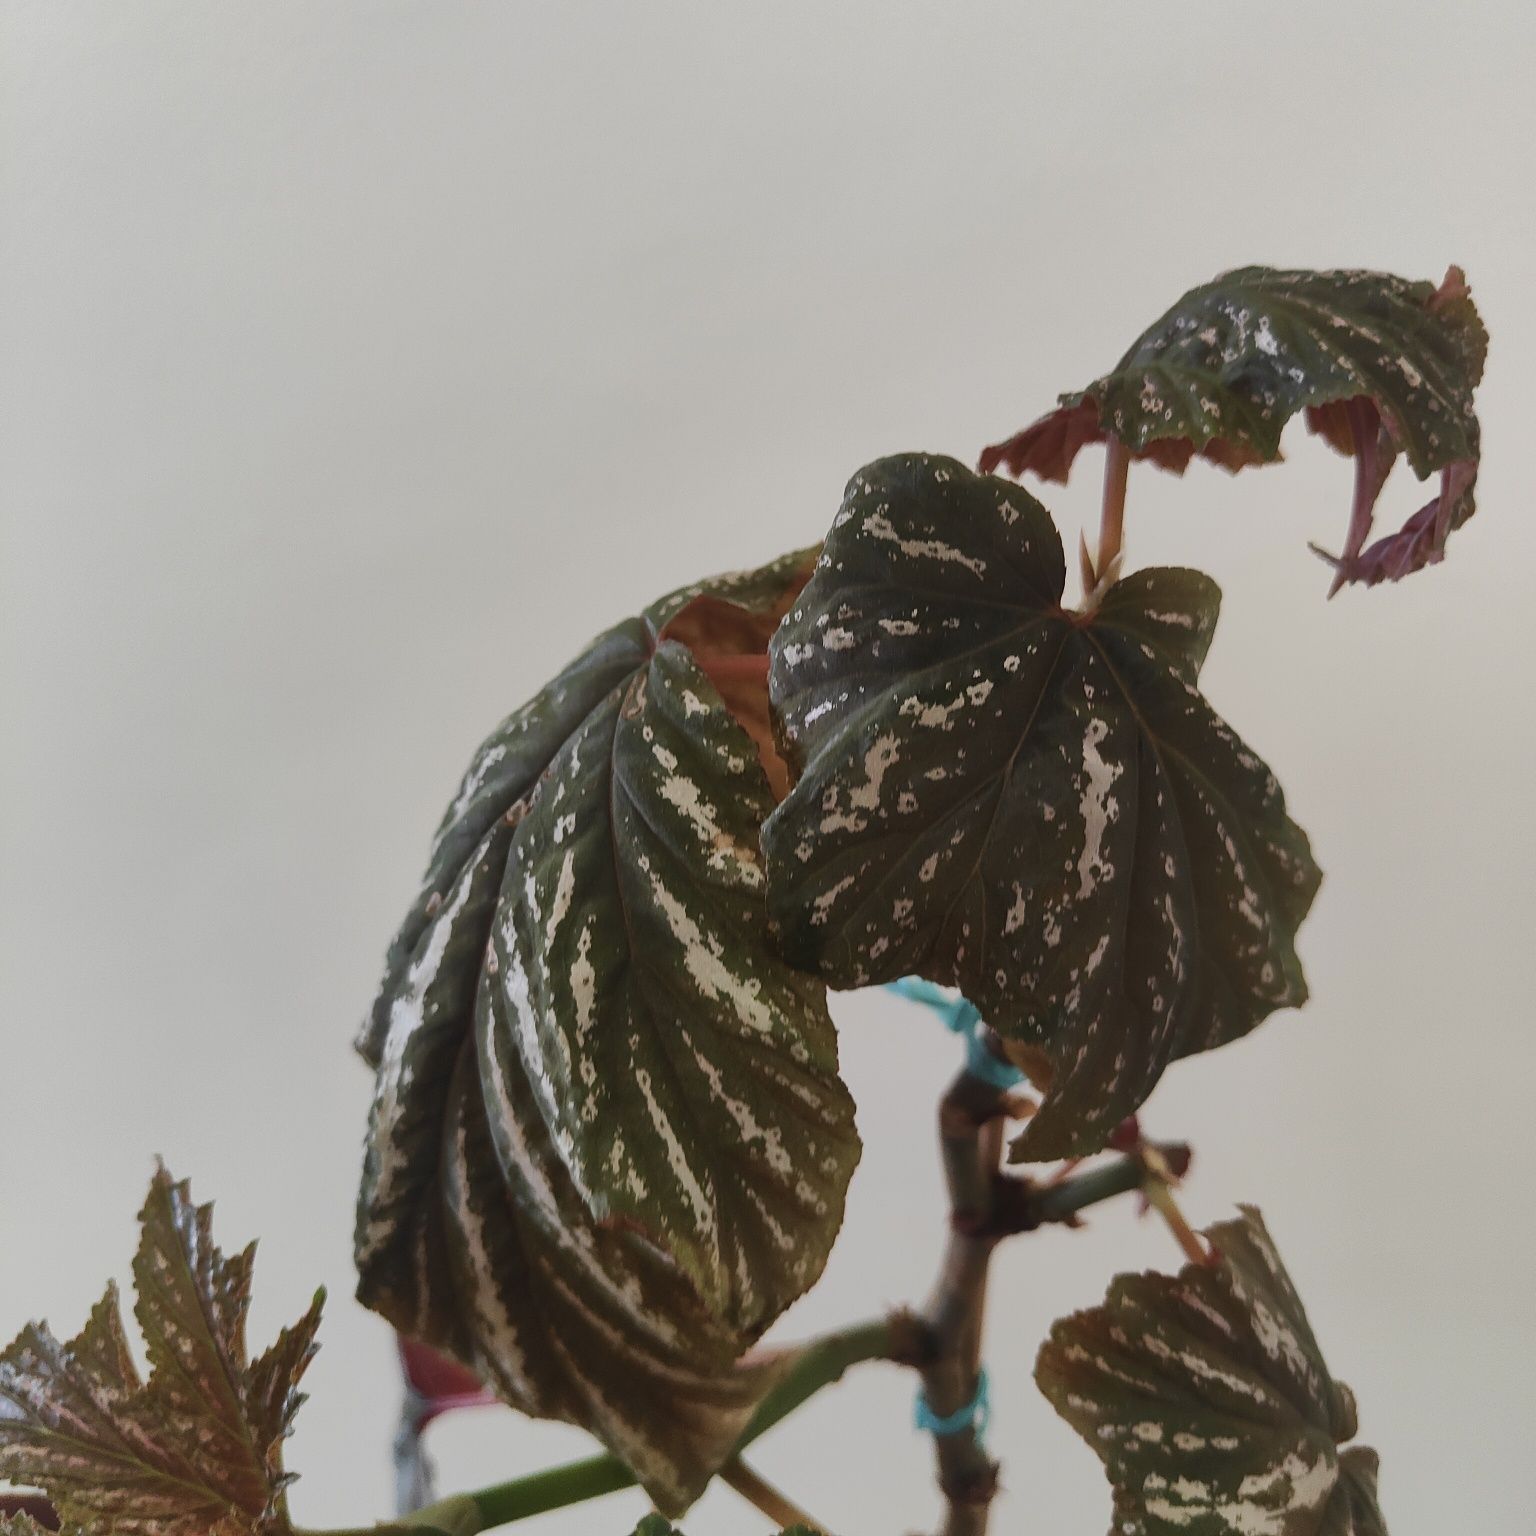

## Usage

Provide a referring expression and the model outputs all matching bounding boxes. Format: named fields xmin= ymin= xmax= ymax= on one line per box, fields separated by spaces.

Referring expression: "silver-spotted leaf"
xmin=0 ymin=1166 xmax=323 ymax=1536
xmin=1036 ymin=1207 xmax=1387 ymax=1535
xmin=356 ymin=552 xmax=861 ymax=1515
xmin=980 ymin=266 xmax=1485 ymax=590
xmin=764 ymin=454 xmax=1319 ymax=1161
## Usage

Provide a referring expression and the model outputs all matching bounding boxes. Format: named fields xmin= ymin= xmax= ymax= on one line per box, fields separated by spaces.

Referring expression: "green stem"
xmin=297 ymin=1158 xmax=1166 ymax=1536
xmin=468 ymin=1456 xmax=636 ymax=1527
xmin=738 ymin=1318 xmax=899 ymax=1445
xmin=1031 ymin=1154 xmax=1147 ymax=1224
xmin=323 ymin=1318 xmax=898 ymax=1536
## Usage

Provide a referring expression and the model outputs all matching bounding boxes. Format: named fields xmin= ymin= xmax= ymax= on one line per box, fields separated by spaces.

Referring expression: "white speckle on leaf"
xmin=863 ymin=511 xmax=986 ymax=577
xmin=1076 ymin=716 xmax=1123 ymax=896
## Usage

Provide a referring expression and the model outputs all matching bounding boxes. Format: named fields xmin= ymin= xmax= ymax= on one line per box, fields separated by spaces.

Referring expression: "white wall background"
xmin=3 ymin=5 xmax=1533 ymax=1532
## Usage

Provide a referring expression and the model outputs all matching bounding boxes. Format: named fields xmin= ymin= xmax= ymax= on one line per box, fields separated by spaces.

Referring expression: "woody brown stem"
xmin=918 ymin=1063 xmax=1012 ymax=1536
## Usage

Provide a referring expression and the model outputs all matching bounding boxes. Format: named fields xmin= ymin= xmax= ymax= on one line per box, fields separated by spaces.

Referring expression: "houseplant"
xmin=0 ymin=263 xmax=1485 ymax=1536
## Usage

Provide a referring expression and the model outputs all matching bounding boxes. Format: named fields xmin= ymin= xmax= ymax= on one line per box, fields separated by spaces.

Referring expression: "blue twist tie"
xmin=886 ymin=978 xmax=1024 ymax=1093
xmin=915 ymin=1368 xmax=991 ymax=1440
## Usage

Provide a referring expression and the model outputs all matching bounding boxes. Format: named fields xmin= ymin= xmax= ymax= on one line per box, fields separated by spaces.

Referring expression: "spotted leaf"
xmin=356 ymin=552 xmax=860 ymax=1515
xmin=980 ymin=266 xmax=1485 ymax=591
xmin=1036 ymin=1207 xmax=1387 ymax=1535
xmin=764 ymin=454 xmax=1319 ymax=1161
xmin=0 ymin=1166 xmax=323 ymax=1536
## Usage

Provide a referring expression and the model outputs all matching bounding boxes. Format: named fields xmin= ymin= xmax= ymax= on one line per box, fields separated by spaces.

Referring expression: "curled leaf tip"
xmin=985 ymin=265 xmax=1486 ymax=593
xmin=356 ymin=549 xmax=859 ymax=1515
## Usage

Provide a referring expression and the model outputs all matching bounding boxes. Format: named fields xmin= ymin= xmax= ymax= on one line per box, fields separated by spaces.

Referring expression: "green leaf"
xmin=980 ymin=265 xmax=1485 ymax=590
xmin=356 ymin=552 xmax=861 ymax=1515
xmin=1036 ymin=1206 xmax=1387 ymax=1536
xmin=764 ymin=454 xmax=1319 ymax=1161
xmin=0 ymin=1166 xmax=323 ymax=1536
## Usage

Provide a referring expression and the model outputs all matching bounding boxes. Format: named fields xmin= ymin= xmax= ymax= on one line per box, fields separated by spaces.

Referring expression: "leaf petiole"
xmin=1140 ymin=1153 xmax=1217 ymax=1267
xmin=1089 ymin=435 xmax=1131 ymax=604
xmin=293 ymin=1320 xmax=899 ymax=1536
xmin=721 ymin=1457 xmax=827 ymax=1532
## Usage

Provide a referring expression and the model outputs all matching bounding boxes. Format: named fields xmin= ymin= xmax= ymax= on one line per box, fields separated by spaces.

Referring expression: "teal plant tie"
xmin=886 ymin=977 xmax=1024 ymax=1093
xmin=914 ymin=1368 xmax=991 ymax=1441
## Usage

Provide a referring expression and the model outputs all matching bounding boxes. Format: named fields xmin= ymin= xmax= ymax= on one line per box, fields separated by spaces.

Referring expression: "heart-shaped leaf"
xmin=764 ymin=454 xmax=1319 ymax=1160
xmin=980 ymin=266 xmax=1485 ymax=590
xmin=1036 ymin=1206 xmax=1387 ymax=1535
xmin=356 ymin=552 xmax=861 ymax=1515
xmin=0 ymin=1166 xmax=323 ymax=1536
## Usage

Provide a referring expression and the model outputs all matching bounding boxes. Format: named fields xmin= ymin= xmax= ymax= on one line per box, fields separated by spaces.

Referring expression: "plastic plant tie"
xmin=886 ymin=977 xmax=1025 ymax=1092
xmin=914 ymin=1367 xmax=991 ymax=1441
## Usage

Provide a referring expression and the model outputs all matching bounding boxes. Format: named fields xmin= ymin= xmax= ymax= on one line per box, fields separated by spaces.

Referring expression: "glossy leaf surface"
xmin=1037 ymin=1207 xmax=1387 ymax=1535
xmin=765 ymin=455 xmax=1319 ymax=1159
xmin=980 ymin=266 xmax=1485 ymax=589
xmin=0 ymin=1167 xmax=322 ymax=1536
xmin=356 ymin=553 xmax=860 ymax=1514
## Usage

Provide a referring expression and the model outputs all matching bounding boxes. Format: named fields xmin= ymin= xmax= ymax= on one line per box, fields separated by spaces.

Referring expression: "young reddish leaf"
xmin=981 ymin=266 xmax=1485 ymax=591
xmin=0 ymin=1506 xmax=58 ymax=1533
xmin=355 ymin=551 xmax=859 ymax=1516
xmin=1036 ymin=1206 xmax=1386 ymax=1535
xmin=0 ymin=1516 xmax=63 ymax=1536
xmin=765 ymin=454 xmax=1319 ymax=1161
xmin=0 ymin=1166 xmax=322 ymax=1536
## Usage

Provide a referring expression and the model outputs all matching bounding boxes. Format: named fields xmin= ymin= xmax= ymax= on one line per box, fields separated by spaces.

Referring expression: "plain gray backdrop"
xmin=3 ymin=4 xmax=1533 ymax=1531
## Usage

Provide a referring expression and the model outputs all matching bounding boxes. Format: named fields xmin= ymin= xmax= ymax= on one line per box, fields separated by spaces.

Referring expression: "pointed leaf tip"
xmin=765 ymin=454 xmax=1319 ymax=1160
xmin=0 ymin=1167 xmax=323 ymax=1536
xmin=0 ymin=1516 xmax=57 ymax=1536
xmin=982 ymin=265 xmax=1485 ymax=592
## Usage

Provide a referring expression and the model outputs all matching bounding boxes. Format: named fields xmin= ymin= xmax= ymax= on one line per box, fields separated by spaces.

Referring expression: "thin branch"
xmin=1141 ymin=1151 xmax=1217 ymax=1267
xmin=722 ymin=1457 xmax=829 ymax=1532
xmin=351 ymin=1319 xmax=904 ymax=1535
xmin=984 ymin=1143 xmax=1192 ymax=1236
xmin=304 ymin=1092 xmax=1178 ymax=1536
xmin=1089 ymin=435 xmax=1131 ymax=603
xmin=916 ymin=1065 xmax=1010 ymax=1536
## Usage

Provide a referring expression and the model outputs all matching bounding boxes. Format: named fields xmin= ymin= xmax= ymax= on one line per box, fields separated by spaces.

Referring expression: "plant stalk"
xmin=722 ymin=1458 xmax=827 ymax=1532
xmin=299 ymin=1130 xmax=1171 ymax=1536
xmin=1092 ymin=435 xmax=1131 ymax=599
xmin=350 ymin=1319 xmax=900 ymax=1535
xmin=917 ymin=1067 xmax=1011 ymax=1536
